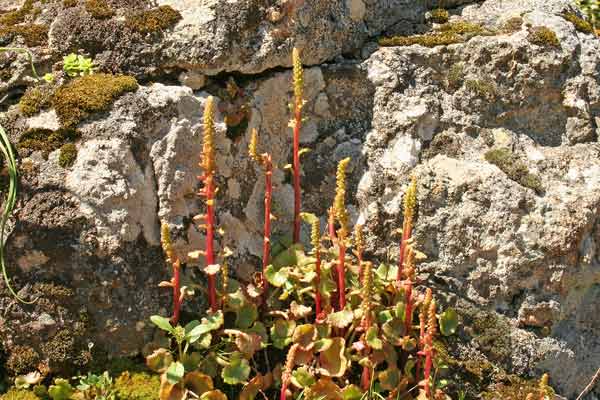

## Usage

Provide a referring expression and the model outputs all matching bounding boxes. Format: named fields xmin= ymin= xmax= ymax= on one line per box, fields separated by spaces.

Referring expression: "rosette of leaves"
xmin=146 ymin=313 xmax=228 ymax=400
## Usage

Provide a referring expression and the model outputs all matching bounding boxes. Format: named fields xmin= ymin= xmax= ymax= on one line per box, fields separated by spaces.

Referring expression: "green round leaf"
xmin=150 ymin=315 xmax=174 ymax=332
xmin=439 ymin=308 xmax=459 ymax=336
xmin=166 ymin=362 xmax=185 ymax=385
xmin=221 ymin=352 xmax=251 ymax=385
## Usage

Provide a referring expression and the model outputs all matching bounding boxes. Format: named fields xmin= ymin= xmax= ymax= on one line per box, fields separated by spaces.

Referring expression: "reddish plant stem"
xmin=328 ymin=207 xmax=337 ymax=243
xmin=205 ymin=175 xmax=218 ymax=312
xmin=404 ymin=279 xmax=413 ymax=334
xmin=336 ymin=240 xmax=346 ymax=310
xmin=171 ymin=259 xmax=181 ymax=325
xmin=315 ymin=250 xmax=322 ymax=318
xmin=262 ymin=156 xmax=273 ymax=294
xmin=361 ymin=366 xmax=371 ymax=391
xmin=424 ymin=335 xmax=433 ymax=399
xmin=397 ymin=219 xmax=412 ymax=282
xmin=292 ymin=106 xmax=301 ymax=243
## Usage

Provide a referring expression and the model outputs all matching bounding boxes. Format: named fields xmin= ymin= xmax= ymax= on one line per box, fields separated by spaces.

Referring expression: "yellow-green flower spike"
xmin=292 ymin=47 xmax=304 ymax=110
xmin=334 ymin=157 xmax=351 ymax=234
xmin=202 ymin=96 xmax=216 ymax=174
xmin=160 ymin=222 xmax=174 ymax=263
xmin=248 ymin=128 xmax=260 ymax=162
xmin=404 ymin=176 xmax=417 ymax=220
xmin=428 ymin=300 xmax=437 ymax=337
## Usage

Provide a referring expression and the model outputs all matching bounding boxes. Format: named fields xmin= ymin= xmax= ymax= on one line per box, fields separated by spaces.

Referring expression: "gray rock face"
xmin=1 ymin=0 xmax=599 ymax=397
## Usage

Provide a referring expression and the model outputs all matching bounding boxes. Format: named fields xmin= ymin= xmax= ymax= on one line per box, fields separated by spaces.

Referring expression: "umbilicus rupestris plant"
xmin=333 ymin=157 xmax=351 ymax=310
xmin=159 ymin=222 xmax=182 ymax=325
xmin=248 ymin=128 xmax=274 ymax=295
xmin=397 ymin=176 xmax=417 ymax=283
xmin=290 ymin=47 xmax=305 ymax=244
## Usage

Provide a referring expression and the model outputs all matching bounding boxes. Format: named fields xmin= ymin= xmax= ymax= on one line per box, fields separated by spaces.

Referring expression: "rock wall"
xmin=0 ymin=0 xmax=599 ymax=398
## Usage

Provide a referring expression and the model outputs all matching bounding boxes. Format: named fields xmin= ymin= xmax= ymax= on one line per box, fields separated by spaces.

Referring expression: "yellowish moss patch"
xmin=563 ymin=12 xmax=593 ymax=34
xmin=0 ymin=24 xmax=48 ymax=46
xmin=430 ymin=8 xmax=449 ymax=24
xmin=379 ymin=32 xmax=462 ymax=47
xmin=114 ymin=371 xmax=161 ymax=400
xmin=59 ymin=143 xmax=77 ymax=168
xmin=19 ymin=85 xmax=54 ymax=116
xmin=85 ymin=0 xmax=115 ymax=19
xmin=465 ymin=79 xmax=497 ymax=100
xmin=53 ymin=73 xmax=138 ymax=127
xmin=18 ymin=128 xmax=80 ymax=158
xmin=126 ymin=6 xmax=182 ymax=34
xmin=63 ymin=0 xmax=78 ymax=7
xmin=0 ymin=0 xmax=34 ymax=26
xmin=0 ymin=389 xmax=38 ymax=400
xmin=527 ymin=26 xmax=560 ymax=47
xmin=484 ymin=148 xmax=543 ymax=193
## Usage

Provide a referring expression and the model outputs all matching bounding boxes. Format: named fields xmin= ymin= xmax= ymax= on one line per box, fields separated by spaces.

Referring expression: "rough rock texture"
xmin=1 ymin=0 xmax=599 ymax=398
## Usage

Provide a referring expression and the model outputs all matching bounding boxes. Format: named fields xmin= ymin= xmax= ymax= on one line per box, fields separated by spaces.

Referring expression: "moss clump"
xmin=527 ymin=26 xmax=560 ymax=47
xmin=63 ymin=0 xmax=78 ymax=6
xmin=0 ymin=389 xmax=38 ymax=400
xmin=126 ymin=6 xmax=182 ymax=34
xmin=465 ymin=79 xmax=497 ymax=100
xmin=485 ymin=148 xmax=543 ymax=193
xmin=0 ymin=0 xmax=34 ymax=26
xmin=447 ymin=63 xmax=465 ymax=89
xmin=438 ymin=20 xmax=487 ymax=35
xmin=430 ymin=8 xmax=449 ymax=24
xmin=85 ymin=0 xmax=115 ymax=19
xmin=114 ymin=372 xmax=161 ymax=400
xmin=500 ymin=16 xmax=523 ymax=34
xmin=58 ymin=143 xmax=77 ymax=168
xmin=18 ymin=128 xmax=80 ymax=158
xmin=481 ymin=375 xmax=544 ymax=400
xmin=563 ymin=12 xmax=593 ymax=34
xmin=53 ymin=73 xmax=138 ymax=127
xmin=379 ymin=32 xmax=462 ymax=47
xmin=0 ymin=24 xmax=48 ymax=47
xmin=19 ymin=85 xmax=54 ymax=116
xmin=5 ymin=345 xmax=39 ymax=375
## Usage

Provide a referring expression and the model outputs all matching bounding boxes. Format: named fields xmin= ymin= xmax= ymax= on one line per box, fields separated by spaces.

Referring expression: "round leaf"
xmin=166 ymin=362 xmax=185 ymax=385
xmin=221 ymin=352 xmax=250 ymax=385
xmin=150 ymin=315 xmax=174 ymax=332
xmin=439 ymin=308 xmax=459 ymax=336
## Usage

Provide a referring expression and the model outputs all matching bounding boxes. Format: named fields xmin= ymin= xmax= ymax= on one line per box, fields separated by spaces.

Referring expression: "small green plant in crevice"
xmin=126 ymin=6 xmax=182 ymax=34
xmin=465 ymin=79 xmax=497 ymax=100
xmin=74 ymin=371 xmax=116 ymax=400
xmin=446 ymin=62 xmax=465 ymax=90
xmin=63 ymin=53 xmax=95 ymax=77
xmin=52 ymin=73 xmax=138 ymax=127
xmin=484 ymin=148 xmax=543 ymax=193
xmin=217 ymin=77 xmax=251 ymax=140
xmin=84 ymin=0 xmax=115 ymax=19
xmin=58 ymin=143 xmax=77 ymax=168
xmin=500 ymin=16 xmax=524 ymax=34
xmin=527 ymin=26 xmax=560 ymax=48
xmin=576 ymin=0 xmax=599 ymax=32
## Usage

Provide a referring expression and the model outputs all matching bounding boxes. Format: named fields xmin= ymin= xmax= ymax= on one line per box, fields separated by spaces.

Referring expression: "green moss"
xmin=379 ymin=32 xmax=462 ymax=47
xmin=481 ymin=375 xmax=543 ymax=400
xmin=447 ymin=63 xmax=465 ymax=89
xmin=527 ymin=26 xmax=560 ymax=47
xmin=0 ymin=24 xmax=48 ymax=47
xmin=126 ymin=6 xmax=182 ymax=34
xmin=114 ymin=372 xmax=161 ymax=400
xmin=484 ymin=148 xmax=543 ymax=193
xmin=0 ymin=388 xmax=38 ymax=400
xmin=58 ymin=143 xmax=77 ymax=168
xmin=53 ymin=73 xmax=138 ymax=127
xmin=438 ymin=20 xmax=487 ymax=35
xmin=85 ymin=0 xmax=115 ymax=19
xmin=563 ymin=12 xmax=593 ymax=34
xmin=19 ymin=85 xmax=53 ymax=116
xmin=0 ymin=0 xmax=34 ymax=26
xmin=465 ymin=79 xmax=497 ymax=100
xmin=430 ymin=8 xmax=449 ymax=24
xmin=5 ymin=345 xmax=39 ymax=375
xmin=18 ymin=128 xmax=80 ymax=158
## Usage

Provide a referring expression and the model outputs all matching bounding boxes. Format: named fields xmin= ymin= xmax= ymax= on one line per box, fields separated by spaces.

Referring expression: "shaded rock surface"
xmin=0 ymin=0 xmax=599 ymax=398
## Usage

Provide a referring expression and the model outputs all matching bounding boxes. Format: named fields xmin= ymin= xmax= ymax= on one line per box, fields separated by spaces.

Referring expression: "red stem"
xmin=205 ymin=175 xmax=218 ymax=312
xmin=336 ymin=240 xmax=346 ymax=310
xmin=292 ymin=107 xmax=301 ymax=243
xmin=397 ymin=220 xmax=411 ymax=282
xmin=424 ymin=336 xmax=433 ymax=399
xmin=172 ymin=259 xmax=181 ymax=325
xmin=404 ymin=279 xmax=413 ymax=334
xmin=262 ymin=157 xmax=273 ymax=294
xmin=361 ymin=365 xmax=371 ymax=391
xmin=315 ymin=251 xmax=322 ymax=318
xmin=328 ymin=208 xmax=337 ymax=242
xmin=280 ymin=382 xmax=288 ymax=400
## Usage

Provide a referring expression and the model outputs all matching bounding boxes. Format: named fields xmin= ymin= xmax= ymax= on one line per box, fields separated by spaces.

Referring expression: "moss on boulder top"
xmin=19 ymin=128 xmax=80 ymax=158
xmin=126 ymin=6 xmax=182 ymax=34
xmin=53 ymin=73 xmax=138 ymax=127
